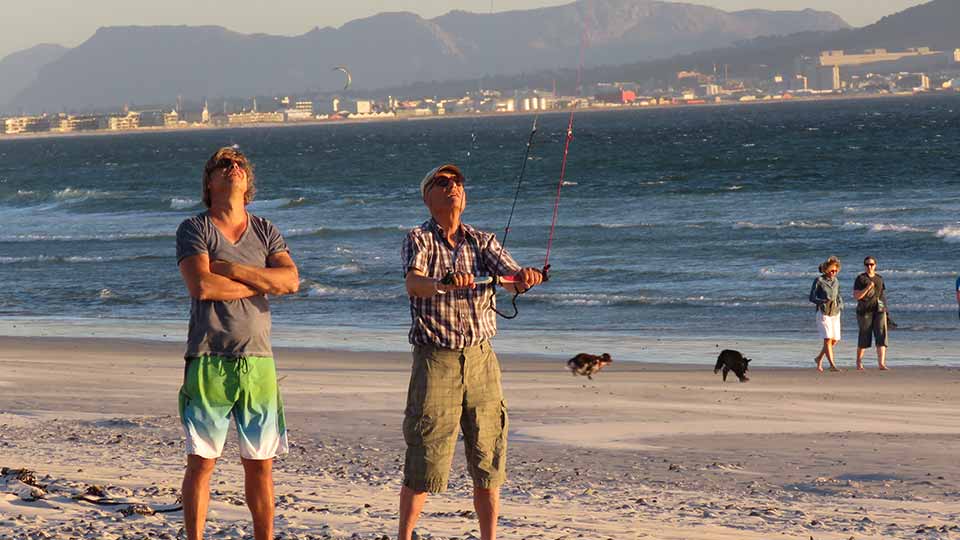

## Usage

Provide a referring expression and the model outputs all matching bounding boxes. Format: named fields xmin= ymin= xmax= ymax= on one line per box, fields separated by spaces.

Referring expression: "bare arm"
xmin=853 ymin=281 xmax=875 ymax=301
xmin=210 ymin=252 xmax=300 ymax=296
xmin=179 ymin=253 xmax=260 ymax=301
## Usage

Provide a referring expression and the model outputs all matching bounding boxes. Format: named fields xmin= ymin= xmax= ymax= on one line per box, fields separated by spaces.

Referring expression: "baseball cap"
xmin=420 ymin=164 xmax=464 ymax=198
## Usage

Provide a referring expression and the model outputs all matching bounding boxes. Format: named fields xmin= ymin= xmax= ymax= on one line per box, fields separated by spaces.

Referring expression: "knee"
xmin=401 ymin=484 xmax=428 ymax=498
xmin=242 ymin=458 xmax=273 ymax=476
xmin=185 ymin=456 xmax=217 ymax=477
xmin=474 ymin=486 xmax=499 ymax=498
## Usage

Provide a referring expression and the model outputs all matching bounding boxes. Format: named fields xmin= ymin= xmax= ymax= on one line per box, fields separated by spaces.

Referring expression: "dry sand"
xmin=1 ymin=336 xmax=959 ymax=539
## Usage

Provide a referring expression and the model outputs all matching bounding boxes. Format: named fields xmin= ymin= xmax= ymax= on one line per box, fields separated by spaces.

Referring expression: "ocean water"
xmin=2 ymin=96 xmax=960 ymax=365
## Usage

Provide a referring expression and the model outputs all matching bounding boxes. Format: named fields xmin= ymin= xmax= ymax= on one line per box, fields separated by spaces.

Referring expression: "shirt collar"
xmin=427 ymin=218 xmax=477 ymax=242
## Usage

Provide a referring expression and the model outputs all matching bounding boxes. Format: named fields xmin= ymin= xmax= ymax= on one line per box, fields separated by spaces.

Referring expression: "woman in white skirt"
xmin=809 ymin=256 xmax=843 ymax=372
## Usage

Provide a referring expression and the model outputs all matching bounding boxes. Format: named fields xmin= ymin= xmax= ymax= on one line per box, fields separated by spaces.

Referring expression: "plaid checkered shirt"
xmin=402 ymin=218 xmax=522 ymax=349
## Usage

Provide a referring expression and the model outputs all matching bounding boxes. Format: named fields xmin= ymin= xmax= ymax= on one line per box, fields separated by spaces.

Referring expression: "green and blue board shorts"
xmin=178 ymin=355 xmax=288 ymax=460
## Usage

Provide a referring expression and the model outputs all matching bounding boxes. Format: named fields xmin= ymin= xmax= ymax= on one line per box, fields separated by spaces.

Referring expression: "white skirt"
xmin=817 ymin=311 xmax=841 ymax=341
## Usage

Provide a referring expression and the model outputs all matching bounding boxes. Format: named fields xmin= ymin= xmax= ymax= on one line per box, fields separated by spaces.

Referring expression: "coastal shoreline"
xmin=0 ymin=91 xmax=947 ymax=144
xmin=2 ymin=317 xmax=959 ymax=368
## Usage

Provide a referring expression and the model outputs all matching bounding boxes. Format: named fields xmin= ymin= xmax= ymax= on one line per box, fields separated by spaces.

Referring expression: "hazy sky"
xmin=0 ymin=0 xmax=928 ymax=60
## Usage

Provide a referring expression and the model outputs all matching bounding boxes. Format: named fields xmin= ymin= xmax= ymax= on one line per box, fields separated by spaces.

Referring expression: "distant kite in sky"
xmin=332 ymin=66 xmax=352 ymax=91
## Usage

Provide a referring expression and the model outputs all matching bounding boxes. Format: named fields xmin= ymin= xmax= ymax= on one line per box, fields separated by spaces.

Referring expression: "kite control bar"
xmin=441 ymin=267 xmax=549 ymax=287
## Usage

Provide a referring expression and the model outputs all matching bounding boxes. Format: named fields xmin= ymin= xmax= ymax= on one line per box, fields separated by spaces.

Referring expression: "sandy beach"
xmin=1 ymin=336 xmax=959 ymax=539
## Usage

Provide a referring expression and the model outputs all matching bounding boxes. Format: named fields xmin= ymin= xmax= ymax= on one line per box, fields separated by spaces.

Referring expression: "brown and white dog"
xmin=567 ymin=353 xmax=613 ymax=380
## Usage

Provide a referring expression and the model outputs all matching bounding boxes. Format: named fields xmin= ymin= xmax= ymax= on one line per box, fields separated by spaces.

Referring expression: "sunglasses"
xmin=213 ymin=157 xmax=245 ymax=171
xmin=431 ymin=175 xmax=464 ymax=189
xmin=865 ymin=263 xmax=876 ymax=267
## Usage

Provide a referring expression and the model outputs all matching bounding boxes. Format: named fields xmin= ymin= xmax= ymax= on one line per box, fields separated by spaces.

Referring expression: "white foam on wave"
xmin=248 ymin=198 xmax=292 ymax=210
xmin=542 ymin=292 xmax=797 ymax=308
xmin=734 ymin=221 xmax=831 ymax=230
xmin=0 ymin=255 xmax=58 ymax=264
xmin=890 ymin=302 xmax=958 ymax=311
xmin=324 ymin=263 xmax=363 ymax=276
xmin=285 ymin=224 xmax=408 ymax=238
xmin=53 ymin=187 xmax=116 ymax=200
xmin=561 ymin=181 xmax=578 ymax=186
xmin=0 ymin=254 xmax=153 ymax=264
xmin=883 ymin=269 xmax=957 ymax=278
xmin=869 ymin=223 xmax=929 ymax=233
xmin=759 ymin=268 xmax=817 ymax=278
xmin=0 ymin=232 xmax=172 ymax=242
xmin=98 ymin=288 xmax=117 ymax=299
xmin=596 ymin=222 xmax=654 ymax=229
xmin=286 ymin=196 xmax=308 ymax=207
xmin=305 ymin=283 xmax=337 ymax=297
xmin=844 ymin=222 xmax=931 ymax=233
xmin=170 ymin=197 xmax=199 ymax=210
xmin=843 ymin=206 xmax=913 ymax=214
xmin=300 ymin=279 xmax=400 ymax=301
xmin=936 ymin=226 xmax=960 ymax=242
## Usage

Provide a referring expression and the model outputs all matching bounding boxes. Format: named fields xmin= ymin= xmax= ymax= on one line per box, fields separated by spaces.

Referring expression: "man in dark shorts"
xmin=176 ymin=147 xmax=300 ymax=540
xmin=853 ymin=256 xmax=889 ymax=371
xmin=398 ymin=164 xmax=545 ymax=540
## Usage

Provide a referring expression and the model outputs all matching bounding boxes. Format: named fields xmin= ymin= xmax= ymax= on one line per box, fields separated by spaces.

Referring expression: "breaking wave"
xmin=734 ymin=221 xmax=831 ymax=230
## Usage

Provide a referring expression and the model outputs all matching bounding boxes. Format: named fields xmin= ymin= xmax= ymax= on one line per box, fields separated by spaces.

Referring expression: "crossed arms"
xmin=179 ymin=252 xmax=299 ymax=301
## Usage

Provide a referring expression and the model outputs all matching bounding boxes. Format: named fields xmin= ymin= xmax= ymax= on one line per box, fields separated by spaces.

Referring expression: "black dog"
xmin=714 ymin=349 xmax=751 ymax=382
xmin=567 ymin=353 xmax=613 ymax=380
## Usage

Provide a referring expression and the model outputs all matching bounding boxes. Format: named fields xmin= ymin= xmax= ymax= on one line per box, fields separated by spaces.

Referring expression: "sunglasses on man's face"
xmin=431 ymin=175 xmax=464 ymax=189
xmin=865 ymin=263 xmax=876 ymax=267
xmin=214 ymin=157 xmax=244 ymax=171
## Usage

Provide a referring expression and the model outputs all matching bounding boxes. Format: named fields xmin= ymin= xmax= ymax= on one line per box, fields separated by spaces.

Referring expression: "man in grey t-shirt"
xmin=176 ymin=147 xmax=299 ymax=540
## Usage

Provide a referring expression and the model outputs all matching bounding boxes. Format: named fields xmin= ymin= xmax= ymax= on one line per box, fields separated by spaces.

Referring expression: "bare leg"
xmin=815 ymin=339 xmax=828 ymax=372
xmin=182 ymin=455 xmax=217 ymax=540
xmin=877 ymin=346 xmax=889 ymax=370
xmin=826 ymin=339 xmax=840 ymax=371
xmin=399 ymin=485 xmax=428 ymax=540
xmin=474 ymin=486 xmax=500 ymax=540
xmin=241 ymin=458 xmax=274 ymax=540
xmin=855 ymin=348 xmax=866 ymax=370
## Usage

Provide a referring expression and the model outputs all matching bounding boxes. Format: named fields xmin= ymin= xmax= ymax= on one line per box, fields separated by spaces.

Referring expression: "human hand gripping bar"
xmin=441 ymin=268 xmax=549 ymax=287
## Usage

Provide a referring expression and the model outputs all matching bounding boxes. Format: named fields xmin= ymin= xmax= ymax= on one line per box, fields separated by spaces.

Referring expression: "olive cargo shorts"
xmin=402 ymin=341 xmax=508 ymax=493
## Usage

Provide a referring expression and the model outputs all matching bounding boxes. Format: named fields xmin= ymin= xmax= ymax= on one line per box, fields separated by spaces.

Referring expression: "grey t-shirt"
xmin=176 ymin=212 xmax=289 ymax=359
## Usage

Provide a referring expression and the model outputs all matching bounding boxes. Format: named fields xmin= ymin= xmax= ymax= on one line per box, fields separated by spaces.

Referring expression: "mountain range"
xmin=0 ymin=0 xmax=849 ymax=113
xmin=377 ymin=0 xmax=957 ymax=100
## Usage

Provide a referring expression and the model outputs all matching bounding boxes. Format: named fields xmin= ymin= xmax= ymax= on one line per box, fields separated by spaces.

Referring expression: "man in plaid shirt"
xmin=398 ymin=163 xmax=544 ymax=540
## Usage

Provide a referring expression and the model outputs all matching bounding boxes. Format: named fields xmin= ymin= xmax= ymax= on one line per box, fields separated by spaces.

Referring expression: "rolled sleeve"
xmin=176 ymin=219 xmax=208 ymax=265
xmin=402 ymin=232 xmax=429 ymax=277
xmin=265 ymin=221 xmax=290 ymax=257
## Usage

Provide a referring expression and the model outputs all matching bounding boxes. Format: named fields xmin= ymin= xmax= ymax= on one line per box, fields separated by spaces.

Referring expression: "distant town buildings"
xmin=3 ymin=116 xmax=49 ymax=134
xmin=3 ymin=45 xmax=960 ymax=138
